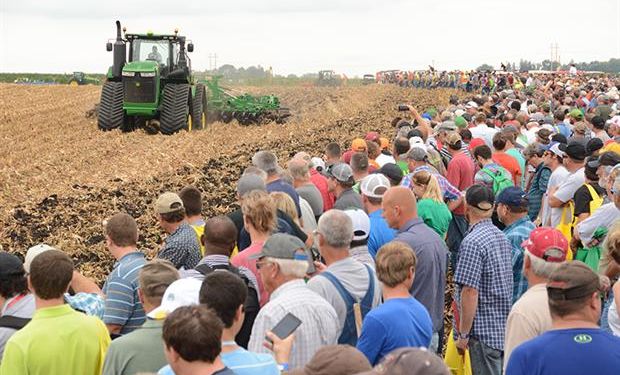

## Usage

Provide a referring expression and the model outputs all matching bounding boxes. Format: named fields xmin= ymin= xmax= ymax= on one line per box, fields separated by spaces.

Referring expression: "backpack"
xmin=195 ymin=263 xmax=260 ymax=349
xmin=319 ymin=264 xmax=375 ymax=346
xmin=0 ymin=315 xmax=30 ymax=330
xmin=481 ymin=168 xmax=513 ymax=195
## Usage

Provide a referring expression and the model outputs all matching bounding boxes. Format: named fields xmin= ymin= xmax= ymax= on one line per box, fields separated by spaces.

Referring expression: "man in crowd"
xmin=492 ymin=132 xmax=522 ymax=187
xmin=455 ymin=184 xmax=512 ymax=375
xmin=325 ymin=162 xmax=363 ymax=210
xmin=470 ymin=112 xmax=498 ymax=147
xmin=0 ymin=252 xmax=32 ymax=359
xmin=351 ymin=152 xmax=370 ymax=188
xmin=540 ymin=142 xmax=570 ymax=226
xmin=496 ymin=187 xmax=536 ymax=303
xmin=103 ymin=259 xmax=180 ymax=375
xmin=253 ymin=150 xmax=302 ymax=218
xmin=162 ymin=305 xmax=236 ymax=375
xmin=288 ymin=158 xmax=323 ymax=219
xmin=504 ymin=227 xmax=568 ymax=367
xmin=102 ymin=213 xmax=148 ymax=335
xmin=248 ymin=233 xmax=338 ymax=368
xmin=0 ymin=250 xmax=110 ymax=374
xmin=506 ymin=261 xmax=620 ymax=375
xmin=360 ymin=174 xmax=396 ymax=258
xmin=473 ymin=144 xmax=514 ymax=193
xmin=356 ymin=242 xmax=432 ymax=365
xmin=179 ymin=185 xmax=206 ymax=255
xmin=548 ymin=143 xmax=586 ymax=225
xmin=382 ymin=186 xmax=448 ymax=352
xmin=307 ymin=210 xmax=382 ymax=345
xmin=324 ymin=142 xmax=342 ymax=167
xmin=523 ymin=143 xmax=551 ymax=221
xmin=156 ymin=192 xmax=202 ymax=270
xmin=392 ymin=137 xmax=412 ymax=175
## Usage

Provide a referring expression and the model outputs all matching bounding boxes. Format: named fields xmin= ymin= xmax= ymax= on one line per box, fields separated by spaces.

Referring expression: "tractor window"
xmin=132 ymin=40 xmax=170 ymax=66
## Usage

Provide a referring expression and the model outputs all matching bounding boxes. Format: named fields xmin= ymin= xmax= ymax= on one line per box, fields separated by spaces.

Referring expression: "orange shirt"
xmin=493 ymin=152 xmax=521 ymax=186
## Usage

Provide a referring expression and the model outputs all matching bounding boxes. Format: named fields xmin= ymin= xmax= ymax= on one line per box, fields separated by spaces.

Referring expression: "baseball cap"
xmin=237 ymin=174 xmax=267 ymax=197
xmin=357 ymin=347 xmax=450 ymax=375
xmin=249 ymin=233 xmax=310 ymax=264
xmin=377 ymin=163 xmax=404 ymax=185
xmin=521 ymin=227 xmax=568 ymax=262
xmin=559 ymin=142 xmax=586 ymax=161
xmin=465 ymin=101 xmax=479 ymax=109
xmin=344 ymin=209 xmax=371 ymax=241
xmin=465 ymin=184 xmax=494 ymax=211
xmin=536 ymin=128 xmax=552 ymax=142
xmin=365 ymin=131 xmax=380 ymax=143
xmin=547 ymin=261 xmax=602 ymax=301
xmin=468 ymin=138 xmax=485 ymax=152
xmin=379 ymin=137 xmax=390 ymax=150
xmin=360 ymin=174 xmax=390 ymax=198
xmin=155 ymin=192 xmax=184 ymax=214
xmin=351 ymin=138 xmax=367 ymax=152
xmin=310 ymin=157 xmax=326 ymax=172
xmin=454 ymin=116 xmax=467 ymax=128
xmin=406 ymin=147 xmax=428 ymax=162
xmin=568 ymin=108 xmax=584 ymax=120
xmin=455 ymin=109 xmax=466 ymax=117
xmin=545 ymin=142 xmax=566 ymax=158
xmin=587 ymin=151 xmax=620 ymax=168
xmin=24 ymin=244 xmax=56 ymax=273
xmin=496 ymin=186 xmax=528 ymax=208
xmin=572 ymin=122 xmax=588 ymax=135
xmin=436 ymin=120 xmax=457 ymax=132
xmin=147 ymin=278 xmax=201 ymax=319
xmin=289 ymin=345 xmax=371 ymax=375
xmin=0 ymin=252 xmax=24 ymax=277
xmin=324 ymin=162 xmax=354 ymax=183
xmin=586 ymin=138 xmax=604 ymax=156
xmin=446 ymin=132 xmax=462 ymax=147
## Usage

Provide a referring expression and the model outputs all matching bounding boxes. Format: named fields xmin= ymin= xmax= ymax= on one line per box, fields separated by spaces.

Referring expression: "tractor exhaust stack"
xmin=112 ymin=20 xmax=126 ymax=79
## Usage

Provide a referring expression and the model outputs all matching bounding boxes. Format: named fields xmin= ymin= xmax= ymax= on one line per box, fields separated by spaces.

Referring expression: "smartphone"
xmin=397 ymin=104 xmax=409 ymax=111
xmin=267 ymin=313 xmax=302 ymax=343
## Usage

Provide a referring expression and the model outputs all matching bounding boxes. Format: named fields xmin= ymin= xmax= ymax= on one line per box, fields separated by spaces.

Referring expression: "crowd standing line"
xmin=1 ymin=73 xmax=620 ymax=375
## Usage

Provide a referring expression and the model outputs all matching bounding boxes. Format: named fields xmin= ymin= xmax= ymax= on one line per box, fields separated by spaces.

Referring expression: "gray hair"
xmin=268 ymin=257 xmax=309 ymax=278
xmin=252 ymin=151 xmax=279 ymax=175
xmin=317 ymin=209 xmax=353 ymax=248
xmin=523 ymin=250 xmax=563 ymax=279
xmin=237 ymin=174 xmax=266 ymax=197
xmin=242 ymin=166 xmax=267 ymax=181
xmin=288 ymin=159 xmax=310 ymax=180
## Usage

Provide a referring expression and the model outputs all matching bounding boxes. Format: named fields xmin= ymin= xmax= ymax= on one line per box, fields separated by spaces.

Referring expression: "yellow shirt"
xmin=0 ymin=304 xmax=110 ymax=375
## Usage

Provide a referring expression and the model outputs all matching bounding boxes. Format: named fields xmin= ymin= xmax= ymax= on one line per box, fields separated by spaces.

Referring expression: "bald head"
xmin=382 ymin=186 xmax=417 ymax=229
xmin=288 ymin=158 xmax=310 ymax=181
xmin=202 ymin=216 xmax=237 ymax=256
xmin=293 ymin=152 xmax=311 ymax=163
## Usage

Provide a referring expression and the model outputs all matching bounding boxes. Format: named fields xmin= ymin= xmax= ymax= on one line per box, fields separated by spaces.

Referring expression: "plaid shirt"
xmin=64 ymin=293 xmax=104 ymax=319
xmin=455 ymin=219 xmax=513 ymax=350
xmin=158 ymin=223 xmax=201 ymax=270
xmin=527 ymin=162 xmax=551 ymax=221
xmin=503 ymin=217 xmax=536 ymax=303
xmin=401 ymin=165 xmax=461 ymax=201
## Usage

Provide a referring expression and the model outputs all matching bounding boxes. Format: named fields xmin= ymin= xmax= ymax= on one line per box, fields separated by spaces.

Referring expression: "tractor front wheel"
xmin=98 ymin=81 xmax=124 ymax=131
xmin=160 ymin=84 xmax=190 ymax=135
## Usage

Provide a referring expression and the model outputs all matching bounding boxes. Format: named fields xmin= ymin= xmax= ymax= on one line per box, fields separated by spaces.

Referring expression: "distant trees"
xmin=476 ymin=64 xmax=494 ymax=71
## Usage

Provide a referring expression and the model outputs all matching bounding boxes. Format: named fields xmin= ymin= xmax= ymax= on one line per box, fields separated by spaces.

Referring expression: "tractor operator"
xmin=147 ymin=46 xmax=162 ymax=63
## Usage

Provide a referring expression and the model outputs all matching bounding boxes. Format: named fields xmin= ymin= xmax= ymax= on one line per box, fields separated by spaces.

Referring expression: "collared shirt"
xmin=0 ymin=304 xmax=110 ymax=375
xmin=182 ymin=254 xmax=259 ymax=292
xmin=401 ymin=165 xmax=461 ymax=201
xmin=367 ymin=209 xmax=396 ymax=259
xmin=394 ymin=218 xmax=448 ymax=332
xmin=103 ymin=319 xmax=168 ymax=375
xmin=248 ymin=279 xmax=338 ymax=369
xmin=103 ymin=251 xmax=146 ymax=334
xmin=158 ymin=222 xmax=202 ymax=270
xmin=65 ymin=292 xmax=105 ymax=319
xmin=527 ymin=162 xmax=551 ymax=221
xmin=446 ymin=151 xmax=476 ymax=215
xmin=455 ymin=219 xmax=513 ymax=350
xmin=503 ymin=217 xmax=536 ymax=303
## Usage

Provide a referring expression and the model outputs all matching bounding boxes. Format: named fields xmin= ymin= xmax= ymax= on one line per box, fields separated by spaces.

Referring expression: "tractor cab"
xmin=123 ymin=33 xmax=193 ymax=80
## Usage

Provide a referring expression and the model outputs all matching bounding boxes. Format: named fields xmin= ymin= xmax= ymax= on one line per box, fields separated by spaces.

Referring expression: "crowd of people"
xmin=1 ymin=72 xmax=620 ymax=375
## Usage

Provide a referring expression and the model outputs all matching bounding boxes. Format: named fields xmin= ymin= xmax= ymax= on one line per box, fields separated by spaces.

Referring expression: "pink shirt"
xmin=231 ymin=241 xmax=269 ymax=306
xmin=446 ymin=152 xmax=475 ymax=215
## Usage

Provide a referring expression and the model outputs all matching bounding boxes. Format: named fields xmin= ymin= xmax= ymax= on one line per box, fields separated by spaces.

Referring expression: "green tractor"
xmin=316 ymin=70 xmax=342 ymax=87
xmin=98 ymin=20 xmax=205 ymax=134
xmin=68 ymin=72 xmax=99 ymax=86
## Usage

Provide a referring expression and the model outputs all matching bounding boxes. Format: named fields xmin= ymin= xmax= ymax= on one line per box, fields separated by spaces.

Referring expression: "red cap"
xmin=365 ymin=131 xmax=380 ymax=142
xmin=468 ymin=138 xmax=486 ymax=151
xmin=521 ymin=227 xmax=568 ymax=262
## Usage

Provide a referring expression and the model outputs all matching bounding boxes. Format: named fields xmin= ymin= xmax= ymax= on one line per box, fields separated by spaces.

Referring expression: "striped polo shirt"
xmin=103 ymin=251 xmax=146 ymax=334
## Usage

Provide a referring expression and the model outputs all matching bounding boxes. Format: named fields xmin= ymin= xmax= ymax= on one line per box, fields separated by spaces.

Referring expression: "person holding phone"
xmin=247 ymin=234 xmax=338 ymax=369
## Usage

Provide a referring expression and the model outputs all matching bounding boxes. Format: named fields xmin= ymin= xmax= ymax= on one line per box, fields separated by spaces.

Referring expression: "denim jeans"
xmin=469 ymin=337 xmax=503 ymax=375
xmin=429 ymin=331 xmax=439 ymax=353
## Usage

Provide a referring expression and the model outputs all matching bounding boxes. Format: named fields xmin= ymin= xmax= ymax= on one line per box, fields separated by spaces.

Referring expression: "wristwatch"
xmin=458 ymin=332 xmax=470 ymax=340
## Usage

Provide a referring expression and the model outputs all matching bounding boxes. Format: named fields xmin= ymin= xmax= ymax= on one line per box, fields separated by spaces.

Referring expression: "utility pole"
xmin=208 ymin=53 xmax=218 ymax=71
xmin=549 ymin=43 xmax=559 ymax=68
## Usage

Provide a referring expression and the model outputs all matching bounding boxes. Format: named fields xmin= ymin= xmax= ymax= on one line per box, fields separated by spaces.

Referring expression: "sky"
xmin=1 ymin=0 xmax=619 ymax=77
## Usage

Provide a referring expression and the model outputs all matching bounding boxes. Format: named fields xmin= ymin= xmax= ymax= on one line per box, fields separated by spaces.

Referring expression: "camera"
xmin=397 ymin=104 xmax=410 ymax=111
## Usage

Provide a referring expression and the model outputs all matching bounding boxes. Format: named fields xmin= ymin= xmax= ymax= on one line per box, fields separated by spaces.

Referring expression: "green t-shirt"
xmin=417 ymin=199 xmax=452 ymax=238
xmin=103 ymin=319 xmax=167 ymax=375
xmin=0 ymin=304 xmax=110 ymax=375
xmin=397 ymin=160 xmax=409 ymax=175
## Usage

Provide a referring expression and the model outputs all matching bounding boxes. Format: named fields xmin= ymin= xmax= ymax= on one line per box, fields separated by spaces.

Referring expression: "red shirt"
xmin=492 ymin=152 xmax=521 ymax=186
xmin=231 ymin=241 xmax=268 ymax=306
xmin=310 ymin=168 xmax=335 ymax=211
xmin=446 ymin=152 xmax=475 ymax=215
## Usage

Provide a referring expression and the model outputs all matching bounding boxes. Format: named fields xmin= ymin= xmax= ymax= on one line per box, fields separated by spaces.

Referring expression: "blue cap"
xmin=422 ymin=113 xmax=432 ymax=121
xmin=496 ymin=186 xmax=528 ymax=207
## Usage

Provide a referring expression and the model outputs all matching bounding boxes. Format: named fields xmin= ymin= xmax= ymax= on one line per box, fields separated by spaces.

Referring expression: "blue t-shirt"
xmin=367 ymin=210 xmax=396 ymax=258
xmin=506 ymin=328 xmax=620 ymax=375
xmin=356 ymin=297 xmax=432 ymax=365
xmin=158 ymin=347 xmax=279 ymax=375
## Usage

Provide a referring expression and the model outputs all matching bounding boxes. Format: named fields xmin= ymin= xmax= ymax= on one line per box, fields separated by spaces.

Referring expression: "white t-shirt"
xmin=549 ymin=167 xmax=585 ymax=227
xmin=542 ymin=166 xmax=569 ymax=227
xmin=577 ymin=203 xmax=620 ymax=244
xmin=375 ymin=153 xmax=396 ymax=167
xmin=470 ymin=124 xmax=499 ymax=148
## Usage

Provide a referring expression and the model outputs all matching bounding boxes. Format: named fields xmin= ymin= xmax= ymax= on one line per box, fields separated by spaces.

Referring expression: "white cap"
xmin=147 ymin=278 xmax=202 ymax=319
xmin=454 ymin=109 xmax=465 ymax=117
xmin=409 ymin=136 xmax=426 ymax=151
xmin=360 ymin=174 xmax=390 ymax=199
xmin=24 ymin=244 xmax=56 ymax=273
xmin=311 ymin=157 xmax=326 ymax=172
xmin=344 ymin=209 xmax=370 ymax=242
xmin=465 ymin=101 xmax=479 ymax=109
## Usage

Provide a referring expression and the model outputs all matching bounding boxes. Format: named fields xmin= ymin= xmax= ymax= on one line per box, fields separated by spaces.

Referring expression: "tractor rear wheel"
xmin=98 ymin=81 xmax=124 ymax=131
xmin=190 ymin=84 xmax=206 ymax=131
xmin=160 ymin=84 xmax=190 ymax=135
